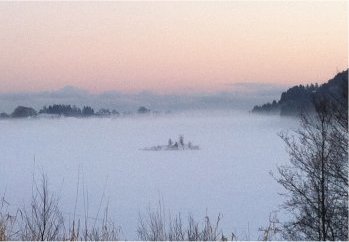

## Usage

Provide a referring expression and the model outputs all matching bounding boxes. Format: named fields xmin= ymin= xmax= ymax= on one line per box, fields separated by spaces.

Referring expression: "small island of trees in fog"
xmin=143 ymin=135 xmax=200 ymax=151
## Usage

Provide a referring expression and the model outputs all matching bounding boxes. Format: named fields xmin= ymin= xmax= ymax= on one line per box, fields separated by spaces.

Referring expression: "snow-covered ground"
xmin=0 ymin=111 xmax=298 ymax=239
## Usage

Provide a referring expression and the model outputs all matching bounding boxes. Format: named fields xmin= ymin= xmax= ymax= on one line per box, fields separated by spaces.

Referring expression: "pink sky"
xmin=0 ymin=1 xmax=347 ymax=94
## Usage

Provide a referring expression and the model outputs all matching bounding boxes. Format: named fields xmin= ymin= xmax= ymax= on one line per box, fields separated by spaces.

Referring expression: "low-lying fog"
xmin=0 ymin=111 xmax=298 ymax=239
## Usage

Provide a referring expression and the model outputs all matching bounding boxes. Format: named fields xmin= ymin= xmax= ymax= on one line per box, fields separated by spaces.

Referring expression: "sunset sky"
xmin=0 ymin=1 xmax=347 ymax=94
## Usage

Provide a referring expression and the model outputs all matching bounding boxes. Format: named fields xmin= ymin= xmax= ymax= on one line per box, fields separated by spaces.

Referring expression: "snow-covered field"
xmin=0 ymin=111 xmax=298 ymax=239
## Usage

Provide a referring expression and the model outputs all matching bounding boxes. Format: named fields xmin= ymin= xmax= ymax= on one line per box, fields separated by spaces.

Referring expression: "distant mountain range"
xmin=252 ymin=70 xmax=348 ymax=116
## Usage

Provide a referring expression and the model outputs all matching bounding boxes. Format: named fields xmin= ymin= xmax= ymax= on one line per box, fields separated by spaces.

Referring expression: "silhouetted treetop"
xmin=82 ymin=106 xmax=94 ymax=116
xmin=137 ymin=106 xmax=150 ymax=114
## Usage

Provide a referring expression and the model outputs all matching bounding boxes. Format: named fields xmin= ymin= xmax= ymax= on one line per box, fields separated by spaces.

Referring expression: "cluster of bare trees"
xmin=0 ymin=174 xmax=120 ymax=241
xmin=275 ymin=94 xmax=348 ymax=240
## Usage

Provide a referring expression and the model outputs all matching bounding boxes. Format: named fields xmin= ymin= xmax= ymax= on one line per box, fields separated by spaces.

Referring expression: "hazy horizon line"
xmin=2 ymin=68 xmax=346 ymax=96
xmin=0 ymin=81 xmax=309 ymax=96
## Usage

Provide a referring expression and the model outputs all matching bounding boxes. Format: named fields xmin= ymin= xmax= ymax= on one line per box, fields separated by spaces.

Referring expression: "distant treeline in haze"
xmin=0 ymin=104 xmax=151 ymax=119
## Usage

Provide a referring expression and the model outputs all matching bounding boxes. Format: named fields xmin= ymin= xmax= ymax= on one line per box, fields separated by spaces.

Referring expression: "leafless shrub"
xmin=20 ymin=174 xmax=64 ymax=241
xmin=0 ymin=196 xmax=19 ymax=241
xmin=62 ymin=206 xmax=121 ymax=241
xmin=137 ymin=202 xmax=224 ymax=241
xmin=64 ymin=170 xmax=121 ymax=241
xmin=258 ymin=211 xmax=281 ymax=241
xmin=168 ymin=214 xmax=185 ymax=240
xmin=137 ymin=202 xmax=167 ymax=241
xmin=0 ymin=197 xmax=9 ymax=241
xmin=80 ymin=206 xmax=120 ymax=241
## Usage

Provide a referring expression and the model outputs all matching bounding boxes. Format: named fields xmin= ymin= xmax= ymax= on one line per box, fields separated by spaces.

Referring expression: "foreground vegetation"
xmin=274 ymin=97 xmax=348 ymax=240
xmin=0 ymin=174 xmax=235 ymax=241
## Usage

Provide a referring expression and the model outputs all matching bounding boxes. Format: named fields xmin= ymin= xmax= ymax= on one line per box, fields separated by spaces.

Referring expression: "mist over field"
xmin=0 ymin=111 xmax=298 ymax=239
xmin=0 ymin=84 xmax=286 ymax=114
xmin=0 ymin=0 xmax=347 ymax=240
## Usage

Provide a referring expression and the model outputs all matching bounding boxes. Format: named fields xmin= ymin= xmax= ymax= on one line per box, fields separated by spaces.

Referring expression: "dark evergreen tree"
xmin=0 ymin=112 xmax=10 ymax=119
xmin=179 ymin=136 xmax=184 ymax=146
xmin=82 ymin=106 xmax=94 ymax=116
xmin=138 ymin=106 xmax=150 ymax=114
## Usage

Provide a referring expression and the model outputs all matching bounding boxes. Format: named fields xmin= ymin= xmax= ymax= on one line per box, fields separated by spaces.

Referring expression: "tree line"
xmin=0 ymin=105 xmax=152 ymax=119
xmin=252 ymin=69 xmax=348 ymax=116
